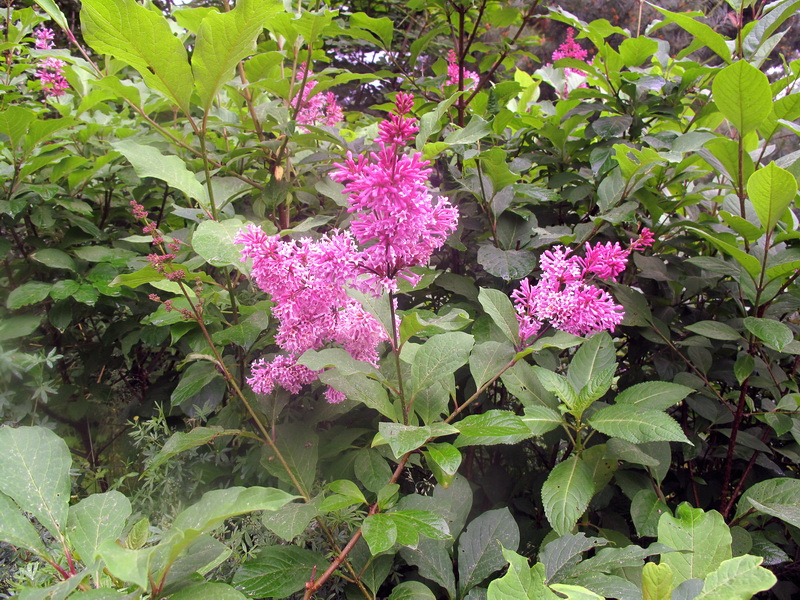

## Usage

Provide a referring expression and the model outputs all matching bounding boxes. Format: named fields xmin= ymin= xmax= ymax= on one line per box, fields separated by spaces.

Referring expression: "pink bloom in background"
xmin=512 ymin=229 xmax=653 ymax=341
xmin=32 ymin=27 xmax=69 ymax=97
xmin=446 ymin=49 xmax=479 ymax=89
xmin=235 ymin=225 xmax=388 ymax=403
xmin=238 ymin=92 xmax=459 ymax=402
xmin=550 ymin=27 xmax=588 ymax=97
xmin=332 ymin=92 xmax=459 ymax=293
xmin=291 ymin=65 xmax=343 ymax=128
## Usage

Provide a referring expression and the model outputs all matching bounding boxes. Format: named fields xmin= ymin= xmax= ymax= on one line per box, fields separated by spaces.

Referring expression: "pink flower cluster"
xmin=33 ymin=27 xmax=69 ymax=97
xmin=237 ymin=93 xmax=459 ymax=402
xmin=511 ymin=229 xmax=654 ymax=341
xmin=446 ymin=50 xmax=478 ymax=90
xmin=291 ymin=65 xmax=343 ymax=128
xmin=551 ymin=27 xmax=588 ymax=97
xmin=235 ymin=226 xmax=388 ymax=403
xmin=331 ymin=92 xmax=459 ymax=292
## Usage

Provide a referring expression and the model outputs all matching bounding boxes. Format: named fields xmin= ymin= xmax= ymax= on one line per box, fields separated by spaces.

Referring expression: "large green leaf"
xmin=0 ymin=427 xmax=71 ymax=540
xmin=192 ymin=219 xmax=249 ymax=269
xmin=658 ymin=503 xmax=732 ymax=587
xmin=232 ymin=546 xmax=326 ymax=598
xmin=319 ymin=369 xmax=395 ymax=419
xmin=615 ymin=382 xmax=693 ymax=410
xmin=650 ymin=6 xmax=731 ymax=63
xmin=458 ymin=507 xmax=520 ymax=594
xmin=112 ymin=140 xmax=209 ymax=206
xmin=146 ymin=426 xmax=243 ymax=473
xmin=521 ymin=406 xmax=563 ymax=435
xmin=589 ymin=405 xmax=690 ymax=444
xmin=487 ymin=549 xmax=558 ymax=600
xmin=642 ymin=562 xmax=673 ymax=600
xmin=539 ymin=533 xmax=607 ymax=583
xmin=81 ymin=0 xmax=194 ymax=112
xmin=712 ymin=60 xmax=772 ymax=134
xmin=423 ymin=442 xmax=462 ymax=487
xmin=33 ymin=0 xmax=69 ymax=31
xmin=411 ymin=332 xmax=474 ymax=397
xmin=566 ymin=333 xmax=615 ymax=393
xmin=747 ymin=499 xmax=800 ymax=529
xmin=169 ymin=583 xmax=248 ymax=600
xmin=379 ymin=423 xmax=433 ymax=459
xmin=261 ymin=423 xmax=318 ymax=494
xmin=541 ymin=456 xmax=594 ymax=536
xmin=735 ymin=478 xmax=800 ymax=520
xmin=192 ymin=0 xmax=278 ymax=110
xmin=478 ymin=287 xmax=520 ymax=343
xmin=261 ymin=498 xmax=320 ymax=543
xmin=746 ymin=162 xmax=797 ymax=233
xmin=695 ymin=555 xmax=776 ymax=599
xmin=0 ymin=492 xmax=48 ymax=556
xmin=67 ymin=491 xmax=131 ymax=562
xmin=0 ymin=106 xmax=36 ymax=151
xmin=388 ymin=581 xmax=437 ymax=600
xmin=469 ymin=341 xmax=517 ymax=390
xmin=454 ymin=410 xmax=533 ymax=447
xmin=6 ymin=282 xmax=52 ymax=310
xmin=743 ymin=317 xmax=794 ymax=351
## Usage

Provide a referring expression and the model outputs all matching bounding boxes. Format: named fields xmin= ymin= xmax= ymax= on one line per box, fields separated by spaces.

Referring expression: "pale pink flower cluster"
xmin=235 ymin=226 xmax=388 ymax=403
xmin=331 ymin=92 xmax=459 ymax=292
xmin=512 ymin=229 xmax=654 ymax=341
xmin=446 ymin=50 xmax=478 ymax=89
xmin=551 ymin=27 xmax=588 ymax=97
xmin=33 ymin=27 xmax=69 ymax=97
xmin=291 ymin=65 xmax=343 ymax=128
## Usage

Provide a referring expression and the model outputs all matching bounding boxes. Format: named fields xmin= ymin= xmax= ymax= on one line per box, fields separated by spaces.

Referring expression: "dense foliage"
xmin=1 ymin=0 xmax=799 ymax=598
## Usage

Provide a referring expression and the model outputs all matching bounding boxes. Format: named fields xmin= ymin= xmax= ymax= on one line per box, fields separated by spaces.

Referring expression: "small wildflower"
xmin=550 ymin=27 xmax=589 ymax=97
xmin=34 ymin=27 xmax=55 ymax=50
xmin=291 ymin=65 xmax=343 ymax=128
xmin=445 ymin=49 xmax=479 ymax=89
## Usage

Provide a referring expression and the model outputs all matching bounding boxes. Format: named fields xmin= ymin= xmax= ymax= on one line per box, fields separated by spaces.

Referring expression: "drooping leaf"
xmin=0 ymin=427 xmax=71 ymax=540
xmin=743 ymin=317 xmax=794 ymax=351
xmin=478 ymin=287 xmax=520 ymax=343
xmin=541 ymin=456 xmax=594 ymax=536
xmin=521 ymin=406 xmax=563 ymax=435
xmin=458 ymin=507 xmax=520 ymax=595
xmin=67 ymin=491 xmax=131 ymax=562
xmin=735 ymin=478 xmax=800 ymax=520
xmin=146 ymin=427 xmax=242 ymax=472
xmin=658 ymin=503 xmax=732 ymax=587
xmin=387 ymin=581 xmax=437 ymax=600
xmin=540 ymin=533 xmax=607 ymax=583
xmin=684 ymin=320 xmax=741 ymax=341
xmin=232 ymin=546 xmax=326 ymax=598
xmin=6 ymin=282 xmax=52 ymax=310
xmin=81 ymin=0 xmax=194 ymax=112
xmin=0 ymin=493 xmax=48 ymax=556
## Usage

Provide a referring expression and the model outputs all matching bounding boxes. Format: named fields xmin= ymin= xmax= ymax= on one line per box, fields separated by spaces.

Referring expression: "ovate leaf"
xmin=589 ymin=406 xmax=690 ymax=444
xmin=411 ymin=332 xmax=474 ymax=396
xmin=232 ymin=546 xmax=326 ymax=598
xmin=642 ymin=562 xmax=673 ymax=600
xmin=695 ymin=555 xmax=776 ymax=599
xmin=0 ymin=493 xmax=48 ymax=556
xmin=455 ymin=410 xmax=532 ymax=447
xmin=712 ymin=60 xmax=772 ymax=134
xmin=67 ymin=491 xmax=131 ymax=562
xmin=541 ymin=457 xmax=594 ymax=536
xmin=478 ymin=287 xmax=520 ymax=343
xmin=458 ymin=507 xmax=520 ymax=594
xmin=746 ymin=162 xmax=797 ymax=233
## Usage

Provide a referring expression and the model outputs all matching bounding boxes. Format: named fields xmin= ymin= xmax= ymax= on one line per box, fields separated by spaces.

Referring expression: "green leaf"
xmin=650 ymin=5 xmax=732 ymax=62
xmin=631 ymin=489 xmax=670 ymax=538
xmin=73 ymin=246 xmax=136 ymax=266
xmin=390 ymin=510 xmax=451 ymax=546
xmin=541 ymin=456 xmax=594 ymax=536
xmin=695 ymin=555 xmax=776 ymax=599
xmin=567 ymin=333 xmax=615 ymax=393
xmin=97 ymin=543 xmax=156 ymax=590
xmin=169 ymin=583 xmax=247 ymax=600
xmin=469 ymin=341 xmax=516 ymax=390
xmin=67 ymin=491 xmax=131 ymax=562
xmin=572 ymin=366 xmax=615 ymax=417
xmin=658 ymin=503 xmax=732 ymax=587
xmin=735 ymin=478 xmax=800 ymax=520
xmin=33 ymin=0 xmax=69 ymax=31
xmin=458 ymin=507 xmax=520 ymax=595
xmin=261 ymin=423 xmax=318 ymax=495
xmin=112 ymin=140 xmax=209 ymax=206
xmin=424 ymin=442 xmax=462 ymax=487
xmin=354 ymin=448 xmax=393 ymax=493
xmin=262 ymin=499 xmax=320 ymax=542
xmin=232 ymin=546 xmax=326 ymax=598
xmin=81 ymin=0 xmax=194 ymax=112
xmin=0 ymin=106 xmax=36 ymax=151
xmin=444 ymin=116 xmax=492 ymax=145
xmin=146 ymin=427 xmax=242 ymax=472
xmin=532 ymin=367 xmax=578 ymax=409
xmin=502 ymin=361 xmax=558 ymax=409
xmin=0 ymin=492 xmax=48 ymax=556
xmin=455 ymin=410 xmax=533 ymax=447
xmin=642 ymin=562 xmax=673 ymax=600
xmin=362 ymin=513 xmax=397 ymax=554
xmin=192 ymin=0 xmax=278 ymax=111
xmin=377 ymin=423 xmax=430 ymax=459
xmin=540 ymin=533 xmax=607 ymax=583
xmin=589 ymin=406 xmax=690 ymax=444
xmin=31 ymin=249 xmax=77 ymax=272
xmin=6 ymin=282 xmax=52 ymax=310
xmin=683 ymin=226 xmax=761 ymax=279
xmin=299 ymin=347 xmax=379 ymax=376
xmin=388 ymin=581 xmax=437 ymax=600
xmin=521 ymin=406 xmax=563 ymax=435
xmin=746 ymin=162 xmax=797 ymax=232
xmin=411 ymin=332 xmax=474 ymax=397
xmin=477 ymin=245 xmax=537 ymax=280
xmin=478 ymin=287 xmax=520 ymax=343
xmin=684 ymin=320 xmax=741 ymax=341
xmin=747 ymin=499 xmax=800 ymax=529
xmin=0 ymin=427 xmax=71 ymax=540
xmin=712 ymin=60 xmax=772 ymax=134
xmin=548 ymin=583 xmax=603 ymax=599
xmin=170 ymin=362 xmax=223 ymax=408
xmin=615 ymin=382 xmax=694 ymax=410
xmin=319 ymin=369 xmax=395 ymax=419
xmin=743 ymin=317 xmax=794 ymax=351
xmin=192 ymin=219 xmax=248 ymax=268
xmin=350 ymin=12 xmax=393 ymax=47
xmin=488 ymin=549 xmax=557 ymax=600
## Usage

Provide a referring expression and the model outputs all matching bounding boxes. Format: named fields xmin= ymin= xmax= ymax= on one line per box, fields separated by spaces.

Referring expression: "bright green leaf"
xmin=541 ymin=456 xmax=594 ymax=536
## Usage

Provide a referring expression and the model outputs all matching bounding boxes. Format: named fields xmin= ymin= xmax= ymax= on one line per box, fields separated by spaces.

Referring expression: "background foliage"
xmin=1 ymin=0 xmax=799 ymax=598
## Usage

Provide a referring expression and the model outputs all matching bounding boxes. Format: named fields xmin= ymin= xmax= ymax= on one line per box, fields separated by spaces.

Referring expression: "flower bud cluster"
xmin=33 ymin=27 xmax=69 ymax=97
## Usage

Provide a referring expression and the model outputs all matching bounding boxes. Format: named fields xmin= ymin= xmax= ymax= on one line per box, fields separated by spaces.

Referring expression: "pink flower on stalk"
xmin=550 ymin=27 xmax=588 ymax=97
xmin=32 ymin=28 xmax=69 ymax=97
xmin=34 ymin=27 xmax=55 ymax=50
xmin=235 ymin=224 xmax=388 ymax=403
xmin=331 ymin=92 xmax=459 ymax=292
xmin=511 ymin=229 xmax=654 ymax=341
xmin=291 ymin=65 xmax=343 ymax=128
xmin=446 ymin=49 xmax=478 ymax=89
